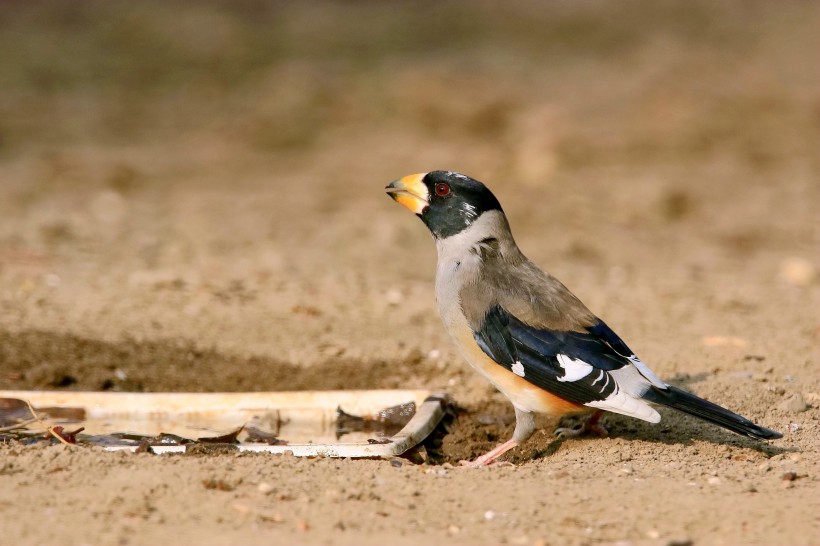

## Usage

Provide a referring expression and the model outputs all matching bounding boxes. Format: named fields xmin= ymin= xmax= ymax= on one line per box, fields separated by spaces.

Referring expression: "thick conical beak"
xmin=385 ymin=173 xmax=429 ymax=215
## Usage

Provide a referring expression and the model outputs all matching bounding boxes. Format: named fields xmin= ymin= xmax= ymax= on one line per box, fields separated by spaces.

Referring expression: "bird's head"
xmin=385 ymin=170 xmax=503 ymax=239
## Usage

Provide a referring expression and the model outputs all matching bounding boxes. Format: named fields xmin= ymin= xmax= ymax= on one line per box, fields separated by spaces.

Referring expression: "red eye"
xmin=434 ymin=183 xmax=451 ymax=196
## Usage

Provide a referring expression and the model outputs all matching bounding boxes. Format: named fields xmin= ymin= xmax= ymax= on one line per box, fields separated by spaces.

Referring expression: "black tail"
xmin=644 ymin=385 xmax=782 ymax=440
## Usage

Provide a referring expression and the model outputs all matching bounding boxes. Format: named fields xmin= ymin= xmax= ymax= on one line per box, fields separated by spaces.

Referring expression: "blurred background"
xmin=0 ymin=0 xmax=817 ymax=393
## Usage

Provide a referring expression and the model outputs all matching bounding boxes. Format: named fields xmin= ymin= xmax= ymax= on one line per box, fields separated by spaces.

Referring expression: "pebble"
xmin=385 ymin=289 xmax=403 ymax=305
xmin=778 ymin=393 xmax=808 ymax=413
xmin=779 ymin=257 xmax=817 ymax=286
xmin=744 ymin=482 xmax=758 ymax=493
xmin=257 ymin=482 xmax=274 ymax=494
xmin=447 ymin=524 xmax=461 ymax=535
xmin=707 ymin=476 xmax=721 ymax=485
xmin=484 ymin=510 xmax=496 ymax=521
xmin=702 ymin=336 xmax=748 ymax=348
xmin=781 ymin=471 xmax=799 ymax=481
xmin=232 ymin=503 xmax=250 ymax=514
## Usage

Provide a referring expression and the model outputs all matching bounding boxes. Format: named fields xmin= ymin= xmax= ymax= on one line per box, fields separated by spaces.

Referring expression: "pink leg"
xmin=461 ymin=407 xmax=535 ymax=467
xmin=460 ymin=438 xmax=519 ymax=468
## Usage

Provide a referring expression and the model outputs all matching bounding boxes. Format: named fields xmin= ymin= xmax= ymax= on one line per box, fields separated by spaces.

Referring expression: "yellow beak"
xmin=385 ymin=173 xmax=429 ymax=215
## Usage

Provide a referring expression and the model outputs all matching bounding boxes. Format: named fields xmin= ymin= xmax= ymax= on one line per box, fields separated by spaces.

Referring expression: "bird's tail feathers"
xmin=644 ymin=385 xmax=782 ymax=440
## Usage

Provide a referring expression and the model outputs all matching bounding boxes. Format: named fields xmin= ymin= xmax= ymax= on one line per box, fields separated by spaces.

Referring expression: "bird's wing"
xmin=474 ymin=305 xmax=664 ymax=423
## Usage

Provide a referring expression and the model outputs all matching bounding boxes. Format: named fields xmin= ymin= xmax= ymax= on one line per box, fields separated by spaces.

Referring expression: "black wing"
xmin=475 ymin=305 xmax=781 ymax=438
xmin=474 ymin=305 xmax=637 ymax=406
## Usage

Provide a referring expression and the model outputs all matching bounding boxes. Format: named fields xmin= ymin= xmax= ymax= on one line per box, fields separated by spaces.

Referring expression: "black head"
xmin=385 ymin=170 xmax=503 ymax=238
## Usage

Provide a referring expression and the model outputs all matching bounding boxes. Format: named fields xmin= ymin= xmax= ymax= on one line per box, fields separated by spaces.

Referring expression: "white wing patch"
xmin=628 ymin=355 xmax=667 ymax=389
xmin=556 ymin=354 xmax=593 ymax=382
xmin=557 ymin=354 xmax=661 ymax=423
xmin=511 ymin=361 xmax=526 ymax=378
xmin=587 ymin=391 xmax=661 ymax=423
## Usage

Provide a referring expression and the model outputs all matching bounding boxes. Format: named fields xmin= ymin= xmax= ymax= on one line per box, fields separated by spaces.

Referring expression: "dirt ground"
xmin=1 ymin=1 xmax=818 ymax=545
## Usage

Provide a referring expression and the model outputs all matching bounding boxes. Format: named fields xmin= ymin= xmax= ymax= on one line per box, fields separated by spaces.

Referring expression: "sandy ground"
xmin=1 ymin=1 xmax=818 ymax=545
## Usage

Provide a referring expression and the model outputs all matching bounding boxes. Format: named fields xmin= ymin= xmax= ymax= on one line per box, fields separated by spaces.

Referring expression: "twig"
xmin=23 ymin=399 xmax=74 ymax=447
xmin=0 ymin=417 xmax=39 ymax=433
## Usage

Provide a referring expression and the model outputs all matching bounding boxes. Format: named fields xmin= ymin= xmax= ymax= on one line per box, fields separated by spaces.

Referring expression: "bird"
xmin=385 ymin=170 xmax=782 ymax=467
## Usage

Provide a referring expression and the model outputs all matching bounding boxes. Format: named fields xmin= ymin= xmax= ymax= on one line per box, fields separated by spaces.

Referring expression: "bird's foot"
xmin=554 ymin=411 xmax=608 ymax=439
xmin=458 ymin=438 xmax=519 ymax=467
xmin=458 ymin=459 xmax=515 ymax=468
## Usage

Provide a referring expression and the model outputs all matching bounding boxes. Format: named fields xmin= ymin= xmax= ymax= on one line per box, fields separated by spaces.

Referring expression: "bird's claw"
xmin=554 ymin=420 xmax=608 ymax=439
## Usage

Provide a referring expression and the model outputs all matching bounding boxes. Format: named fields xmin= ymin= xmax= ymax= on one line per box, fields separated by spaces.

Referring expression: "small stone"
xmin=758 ymin=461 xmax=772 ymax=472
xmin=232 ymin=503 xmax=250 ymax=514
xmin=702 ymin=336 xmax=748 ymax=348
xmin=778 ymin=393 xmax=808 ymax=413
xmin=789 ymin=423 xmax=801 ymax=433
xmin=447 ymin=524 xmax=461 ymax=535
xmin=296 ymin=521 xmax=310 ymax=531
xmin=484 ymin=510 xmax=496 ymax=521
xmin=665 ymin=538 xmax=693 ymax=546
xmin=779 ymin=257 xmax=817 ymax=286
xmin=707 ymin=476 xmax=721 ymax=485
xmin=257 ymin=482 xmax=274 ymax=494
xmin=619 ymin=465 xmax=634 ymax=475
xmin=390 ymin=458 xmax=403 ymax=468
xmin=646 ymin=529 xmax=661 ymax=539
xmin=781 ymin=471 xmax=798 ymax=481
xmin=385 ymin=289 xmax=403 ymax=305
xmin=45 ymin=273 xmax=61 ymax=288
xmin=744 ymin=482 xmax=758 ymax=493
xmin=427 ymin=349 xmax=441 ymax=360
